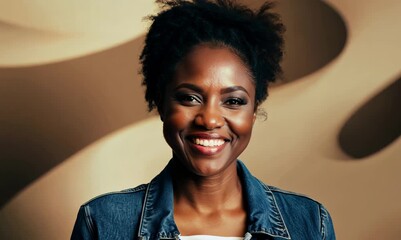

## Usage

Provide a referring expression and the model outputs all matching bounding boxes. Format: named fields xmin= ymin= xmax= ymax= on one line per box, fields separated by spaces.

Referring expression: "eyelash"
xmin=175 ymin=94 xmax=201 ymax=105
xmin=175 ymin=94 xmax=247 ymax=107
xmin=225 ymin=98 xmax=246 ymax=106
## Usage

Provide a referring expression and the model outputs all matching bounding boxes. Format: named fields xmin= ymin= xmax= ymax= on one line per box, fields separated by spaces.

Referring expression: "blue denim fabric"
xmin=71 ymin=160 xmax=335 ymax=239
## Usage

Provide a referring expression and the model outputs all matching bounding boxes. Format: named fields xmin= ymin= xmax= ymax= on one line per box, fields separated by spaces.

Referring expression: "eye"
xmin=175 ymin=94 xmax=201 ymax=106
xmin=225 ymin=98 xmax=246 ymax=106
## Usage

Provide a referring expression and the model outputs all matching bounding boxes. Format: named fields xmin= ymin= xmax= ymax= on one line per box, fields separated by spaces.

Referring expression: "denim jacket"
xmin=71 ymin=160 xmax=335 ymax=240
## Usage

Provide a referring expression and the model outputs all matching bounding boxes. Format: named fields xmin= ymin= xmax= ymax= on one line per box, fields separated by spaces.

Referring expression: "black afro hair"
xmin=140 ymin=0 xmax=285 ymax=112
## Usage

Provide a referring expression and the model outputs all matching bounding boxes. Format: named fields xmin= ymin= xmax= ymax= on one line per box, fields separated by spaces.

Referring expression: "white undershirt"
xmin=180 ymin=236 xmax=243 ymax=240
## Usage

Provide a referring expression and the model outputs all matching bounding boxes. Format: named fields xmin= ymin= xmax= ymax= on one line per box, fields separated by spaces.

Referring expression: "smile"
xmin=187 ymin=135 xmax=228 ymax=156
xmin=192 ymin=138 xmax=225 ymax=147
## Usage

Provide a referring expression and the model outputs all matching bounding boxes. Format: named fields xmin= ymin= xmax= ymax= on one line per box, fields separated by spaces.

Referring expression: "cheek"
xmin=162 ymin=106 xmax=194 ymax=138
xmin=228 ymin=111 xmax=256 ymax=138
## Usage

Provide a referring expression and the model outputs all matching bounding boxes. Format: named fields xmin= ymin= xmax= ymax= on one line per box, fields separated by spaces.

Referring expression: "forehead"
xmin=171 ymin=45 xmax=255 ymax=90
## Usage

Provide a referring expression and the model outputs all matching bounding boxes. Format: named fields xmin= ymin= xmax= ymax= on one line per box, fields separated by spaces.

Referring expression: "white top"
xmin=180 ymin=236 xmax=243 ymax=240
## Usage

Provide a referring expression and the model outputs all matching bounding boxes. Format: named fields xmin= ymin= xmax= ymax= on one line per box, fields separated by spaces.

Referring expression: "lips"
xmin=186 ymin=133 xmax=229 ymax=156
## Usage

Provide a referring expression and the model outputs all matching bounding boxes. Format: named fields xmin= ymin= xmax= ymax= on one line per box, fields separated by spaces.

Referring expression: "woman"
xmin=72 ymin=0 xmax=335 ymax=239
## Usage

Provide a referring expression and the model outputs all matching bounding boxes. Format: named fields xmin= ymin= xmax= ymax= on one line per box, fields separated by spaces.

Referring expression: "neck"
xmin=171 ymin=158 xmax=243 ymax=214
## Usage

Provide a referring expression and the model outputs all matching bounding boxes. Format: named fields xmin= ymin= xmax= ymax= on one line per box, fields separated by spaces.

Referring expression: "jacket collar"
xmin=138 ymin=160 xmax=290 ymax=240
xmin=238 ymin=160 xmax=291 ymax=239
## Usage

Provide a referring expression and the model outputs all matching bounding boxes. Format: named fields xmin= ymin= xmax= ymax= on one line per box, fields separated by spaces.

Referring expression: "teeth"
xmin=193 ymin=138 xmax=225 ymax=147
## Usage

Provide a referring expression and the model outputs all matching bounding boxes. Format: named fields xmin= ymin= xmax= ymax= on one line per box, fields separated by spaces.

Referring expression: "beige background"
xmin=0 ymin=0 xmax=400 ymax=239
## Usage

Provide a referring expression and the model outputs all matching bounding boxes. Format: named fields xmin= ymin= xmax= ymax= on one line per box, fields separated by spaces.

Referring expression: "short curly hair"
xmin=140 ymin=0 xmax=284 ymax=112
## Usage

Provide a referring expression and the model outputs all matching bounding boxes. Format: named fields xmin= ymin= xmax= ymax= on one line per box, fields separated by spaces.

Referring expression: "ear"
xmin=253 ymin=102 xmax=258 ymax=123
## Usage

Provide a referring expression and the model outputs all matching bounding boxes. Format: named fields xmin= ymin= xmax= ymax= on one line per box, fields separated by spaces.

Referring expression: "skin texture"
xmin=160 ymin=45 xmax=257 ymax=236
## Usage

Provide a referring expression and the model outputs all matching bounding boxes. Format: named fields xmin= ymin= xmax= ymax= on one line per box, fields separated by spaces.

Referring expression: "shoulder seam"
xmin=260 ymin=182 xmax=321 ymax=205
xmin=82 ymin=184 xmax=148 ymax=205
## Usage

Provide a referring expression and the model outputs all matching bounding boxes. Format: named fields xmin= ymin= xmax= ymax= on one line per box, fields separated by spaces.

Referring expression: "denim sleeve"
xmin=71 ymin=206 xmax=96 ymax=240
xmin=319 ymin=204 xmax=336 ymax=240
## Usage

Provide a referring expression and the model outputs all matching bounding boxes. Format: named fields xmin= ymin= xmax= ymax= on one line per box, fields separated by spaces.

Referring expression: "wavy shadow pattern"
xmin=274 ymin=0 xmax=347 ymax=83
xmin=0 ymin=36 xmax=149 ymax=208
xmin=339 ymin=76 xmax=401 ymax=159
xmin=0 ymin=0 xmax=348 ymax=208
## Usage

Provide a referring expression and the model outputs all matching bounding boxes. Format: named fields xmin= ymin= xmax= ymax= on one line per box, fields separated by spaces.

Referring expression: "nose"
xmin=194 ymin=103 xmax=225 ymax=130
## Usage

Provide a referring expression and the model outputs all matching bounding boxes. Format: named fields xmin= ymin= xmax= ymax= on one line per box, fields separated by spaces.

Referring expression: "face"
xmin=161 ymin=45 xmax=256 ymax=177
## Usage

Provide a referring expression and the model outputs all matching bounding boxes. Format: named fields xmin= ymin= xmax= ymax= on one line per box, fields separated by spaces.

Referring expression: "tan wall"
xmin=0 ymin=0 xmax=400 ymax=239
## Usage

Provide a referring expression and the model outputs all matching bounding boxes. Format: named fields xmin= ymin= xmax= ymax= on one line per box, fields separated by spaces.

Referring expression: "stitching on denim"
xmin=82 ymin=184 xmax=147 ymax=205
xmin=83 ymin=205 xmax=96 ymax=239
xmin=138 ymin=181 xmax=152 ymax=238
xmin=319 ymin=204 xmax=328 ymax=240
xmin=268 ymin=185 xmax=321 ymax=205
xmin=257 ymin=180 xmax=291 ymax=239
xmin=158 ymin=231 xmax=180 ymax=239
xmin=121 ymin=184 xmax=147 ymax=193
xmin=268 ymin=186 xmax=311 ymax=199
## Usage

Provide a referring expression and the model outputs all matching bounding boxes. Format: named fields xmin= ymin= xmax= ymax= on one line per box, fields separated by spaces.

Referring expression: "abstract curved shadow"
xmin=338 ymin=76 xmax=401 ymax=159
xmin=273 ymin=0 xmax=348 ymax=84
xmin=0 ymin=0 xmax=349 ymax=208
xmin=0 ymin=35 xmax=150 ymax=208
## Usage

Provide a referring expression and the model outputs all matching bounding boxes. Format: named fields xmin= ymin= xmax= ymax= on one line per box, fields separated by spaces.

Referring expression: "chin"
xmin=185 ymin=156 xmax=237 ymax=177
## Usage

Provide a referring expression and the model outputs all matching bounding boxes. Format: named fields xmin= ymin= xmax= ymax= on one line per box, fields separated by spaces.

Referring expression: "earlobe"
xmin=253 ymin=112 xmax=256 ymax=123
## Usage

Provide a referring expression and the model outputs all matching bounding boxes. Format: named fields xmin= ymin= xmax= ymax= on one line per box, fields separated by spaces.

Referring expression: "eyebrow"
xmin=220 ymin=86 xmax=249 ymax=96
xmin=174 ymin=83 xmax=204 ymax=93
xmin=174 ymin=83 xmax=249 ymax=96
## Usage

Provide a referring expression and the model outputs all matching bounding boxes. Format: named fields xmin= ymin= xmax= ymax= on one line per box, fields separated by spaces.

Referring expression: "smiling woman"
xmin=162 ymin=46 xmax=256 ymax=236
xmin=162 ymin=46 xmax=256 ymax=178
xmin=71 ymin=0 xmax=335 ymax=239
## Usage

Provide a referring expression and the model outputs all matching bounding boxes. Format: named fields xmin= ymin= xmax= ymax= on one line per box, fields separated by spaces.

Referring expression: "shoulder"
xmin=72 ymin=184 xmax=149 ymax=239
xmin=261 ymin=183 xmax=335 ymax=239
xmin=238 ymin=160 xmax=329 ymax=219
xmin=262 ymin=182 xmax=327 ymax=218
xmin=267 ymin=184 xmax=323 ymax=208
xmin=81 ymin=184 xmax=148 ymax=220
xmin=84 ymin=184 xmax=147 ymax=204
